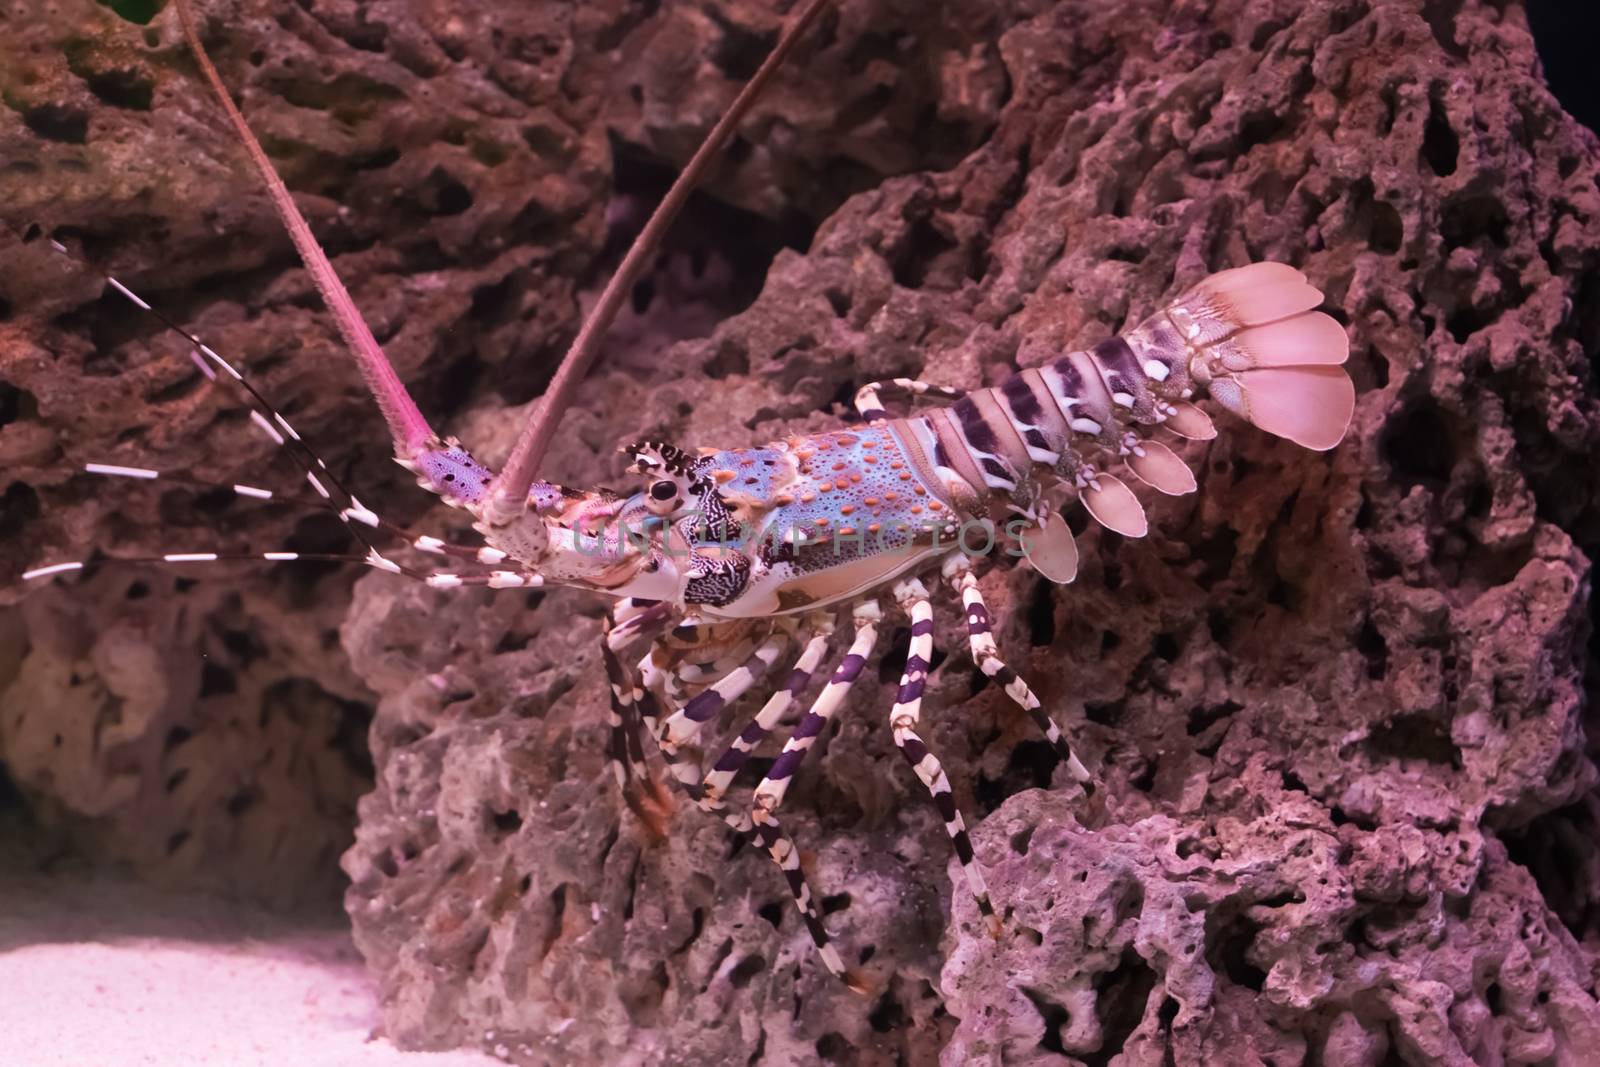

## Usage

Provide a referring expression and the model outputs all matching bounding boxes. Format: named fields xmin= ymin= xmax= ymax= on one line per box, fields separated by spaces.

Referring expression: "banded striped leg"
xmin=610 ymin=681 xmax=692 ymax=799
xmin=663 ymin=644 xmax=757 ymax=706
xmin=698 ymin=622 xmax=835 ymax=827
xmin=602 ymin=601 xmax=673 ymax=786
xmin=634 ymin=686 xmax=697 ymax=794
xmin=646 ymin=631 xmax=791 ymax=794
xmin=603 ymin=602 xmax=679 ymax=835
xmin=644 ymin=619 xmax=756 ymax=708
xmin=853 ymin=378 xmax=966 ymax=423
xmin=742 ymin=601 xmax=880 ymax=986
xmin=887 ymin=578 xmax=1002 ymax=939
xmin=944 ymin=556 xmax=1094 ymax=791
xmin=602 ymin=634 xmax=655 ymax=817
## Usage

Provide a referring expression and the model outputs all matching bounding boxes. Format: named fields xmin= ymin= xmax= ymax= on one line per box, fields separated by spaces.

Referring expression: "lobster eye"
xmin=649 ymin=481 xmax=678 ymax=501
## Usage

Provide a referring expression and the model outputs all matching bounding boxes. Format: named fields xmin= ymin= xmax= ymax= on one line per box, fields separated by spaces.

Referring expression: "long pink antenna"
xmin=485 ymin=0 xmax=835 ymax=526
xmin=173 ymin=0 xmax=437 ymax=459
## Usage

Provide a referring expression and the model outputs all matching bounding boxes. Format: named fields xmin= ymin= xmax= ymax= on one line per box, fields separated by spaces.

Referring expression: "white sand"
xmin=0 ymin=875 xmax=500 ymax=1067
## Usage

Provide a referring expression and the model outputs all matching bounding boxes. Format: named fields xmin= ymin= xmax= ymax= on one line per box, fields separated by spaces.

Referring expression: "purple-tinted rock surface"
xmin=3 ymin=0 xmax=1600 ymax=1064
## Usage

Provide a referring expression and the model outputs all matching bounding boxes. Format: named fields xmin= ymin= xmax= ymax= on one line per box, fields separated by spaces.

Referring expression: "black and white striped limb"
xmin=887 ymin=577 xmax=1001 ymax=939
xmin=659 ymin=632 xmax=789 ymax=752
xmin=697 ymin=622 xmax=834 ymax=824
xmin=746 ymin=600 xmax=881 ymax=985
xmin=659 ymin=631 xmax=790 ymax=793
xmin=945 ymin=556 xmax=1094 ymax=791
xmin=853 ymin=377 xmax=966 ymax=423
xmin=602 ymin=604 xmax=680 ymax=837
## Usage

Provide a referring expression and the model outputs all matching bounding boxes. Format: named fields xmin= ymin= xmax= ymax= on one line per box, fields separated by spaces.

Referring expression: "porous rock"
xmin=3 ymin=0 xmax=1600 ymax=1064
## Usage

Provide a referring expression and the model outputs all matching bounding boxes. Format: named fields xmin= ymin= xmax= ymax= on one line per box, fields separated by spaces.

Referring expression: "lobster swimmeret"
xmin=25 ymin=0 xmax=1355 ymax=988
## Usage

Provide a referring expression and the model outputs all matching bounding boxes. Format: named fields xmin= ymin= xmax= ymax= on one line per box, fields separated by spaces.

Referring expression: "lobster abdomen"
xmin=904 ymin=262 xmax=1354 ymax=535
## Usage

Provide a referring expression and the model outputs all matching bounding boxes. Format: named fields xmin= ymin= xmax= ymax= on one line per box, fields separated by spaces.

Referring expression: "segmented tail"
xmin=907 ymin=262 xmax=1352 ymax=581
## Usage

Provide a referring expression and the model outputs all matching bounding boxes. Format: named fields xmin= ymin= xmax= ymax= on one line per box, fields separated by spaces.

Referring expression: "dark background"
xmin=1528 ymin=1 xmax=1600 ymax=133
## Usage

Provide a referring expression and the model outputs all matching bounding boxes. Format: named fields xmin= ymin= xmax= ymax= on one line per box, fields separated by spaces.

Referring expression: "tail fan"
xmin=1205 ymin=364 xmax=1354 ymax=453
xmin=1171 ymin=262 xmax=1324 ymax=343
xmin=1144 ymin=262 xmax=1356 ymax=452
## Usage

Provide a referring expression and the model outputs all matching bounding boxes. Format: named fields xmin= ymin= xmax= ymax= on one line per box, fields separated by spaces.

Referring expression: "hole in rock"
xmin=1379 ymin=400 xmax=1454 ymax=485
xmin=86 ymin=68 xmax=155 ymax=110
xmin=1366 ymin=712 xmax=1461 ymax=768
xmin=1027 ymin=580 xmax=1057 ymax=647
xmin=868 ymin=989 xmax=906 ymax=1032
xmin=200 ymin=662 xmax=237 ymax=696
xmin=24 ymin=105 xmax=89 ymax=144
xmin=729 ymin=954 xmax=765 ymax=988
xmin=1502 ymin=801 xmax=1600 ymax=940
xmin=1020 ymin=986 xmax=1070 ymax=1055
xmin=1421 ymin=90 xmax=1458 ymax=177
xmin=814 ymin=1032 xmax=853 ymax=1062
xmin=1205 ymin=914 xmax=1267 ymax=991
xmin=0 ymin=482 xmax=39 ymax=541
xmin=820 ymin=892 xmax=851 ymax=916
xmin=96 ymin=0 xmax=163 ymax=24
xmin=1083 ymin=948 xmax=1159 ymax=1066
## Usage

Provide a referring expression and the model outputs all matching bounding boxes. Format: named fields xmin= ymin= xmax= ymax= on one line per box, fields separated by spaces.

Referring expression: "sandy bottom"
xmin=0 ymin=874 xmax=499 ymax=1067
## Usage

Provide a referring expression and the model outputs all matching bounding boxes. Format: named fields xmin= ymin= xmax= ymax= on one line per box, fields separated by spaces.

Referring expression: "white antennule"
xmin=22 ymin=562 xmax=85 ymax=581
xmin=38 ymin=232 xmax=423 ymax=564
xmin=84 ymin=463 xmax=159 ymax=479
xmin=75 ymin=458 xmax=496 ymax=565
xmin=21 ymin=545 xmax=518 ymax=590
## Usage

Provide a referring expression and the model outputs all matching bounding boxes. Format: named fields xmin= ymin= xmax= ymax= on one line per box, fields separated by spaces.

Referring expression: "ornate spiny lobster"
xmin=22 ymin=0 xmax=1355 ymax=988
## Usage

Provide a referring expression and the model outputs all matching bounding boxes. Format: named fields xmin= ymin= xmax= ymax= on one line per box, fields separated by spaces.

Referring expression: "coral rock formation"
xmin=4 ymin=0 xmax=1600 ymax=1064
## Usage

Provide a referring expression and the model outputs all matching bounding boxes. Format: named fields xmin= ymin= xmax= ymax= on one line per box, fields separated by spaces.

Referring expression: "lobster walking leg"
xmin=601 ymin=637 xmax=655 ymax=806
xmin=945 ymin=557 xmax=1094 ymax=790
xmin=853 ymin=378 xmax=966 ymax=422
xmin=603 ymin=601 xmax=681 ymax=836
xmin=699 ymin=622 xmax=835 ymax=825
xmin=659 ymin=631 xmax=790 ymax=753
xmin=601 ymin=639 xmax=646 ymax=789
xmin=888 ymin=577 xmax=1002 ymax=938
xmin=639 ymin=630 xmax=790 ymax=793
xmin=744 ymin=601 xmax=881 ymax=985
xmin=645 ymin=619 xmax=756 ymax=708
xmin=604 ymin=597 xmax=676 ymax=769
